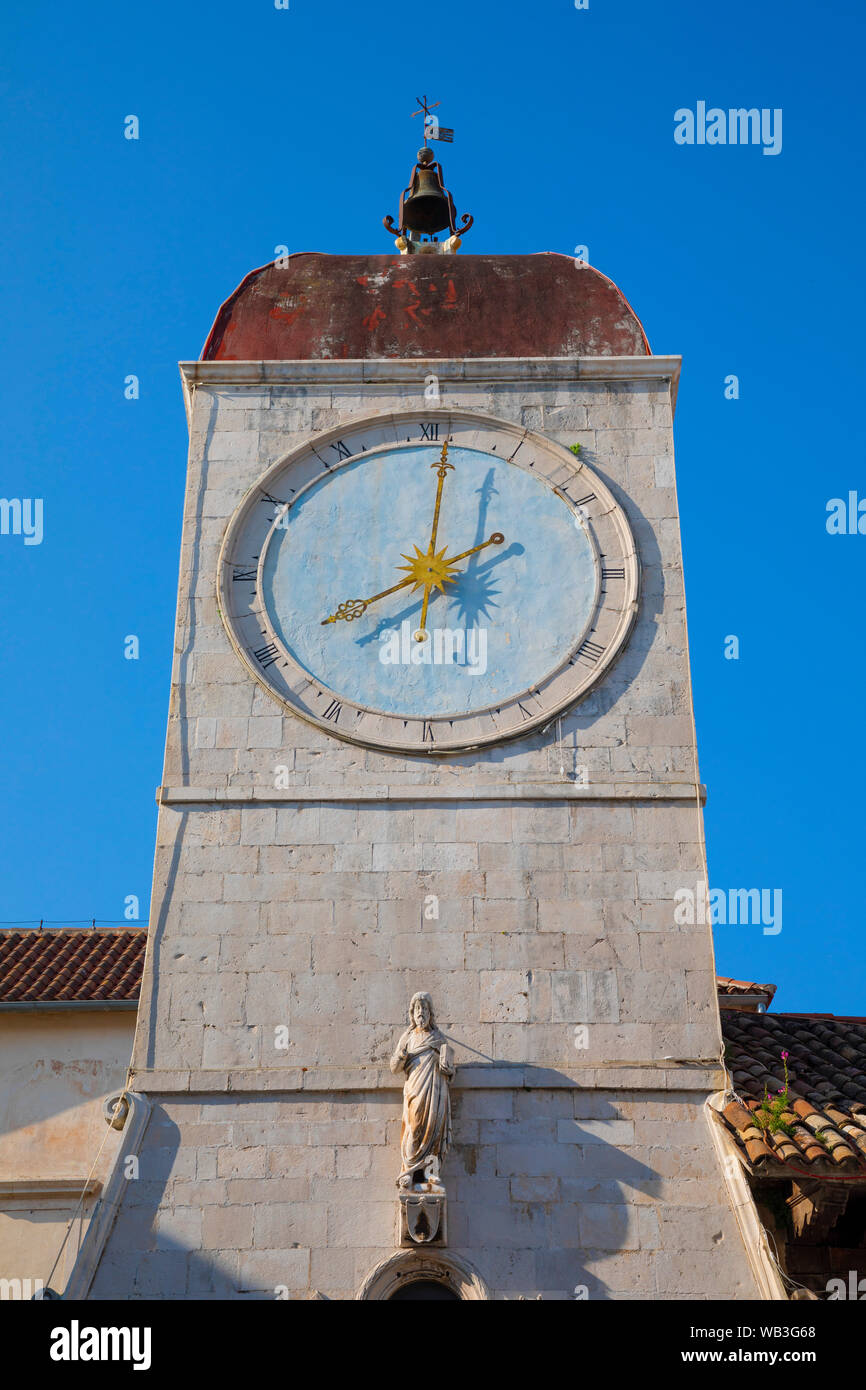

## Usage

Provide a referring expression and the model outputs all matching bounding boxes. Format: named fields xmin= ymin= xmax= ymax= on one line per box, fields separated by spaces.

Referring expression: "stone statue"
xmin=389 ymin=991 xmax=454 ymax=1193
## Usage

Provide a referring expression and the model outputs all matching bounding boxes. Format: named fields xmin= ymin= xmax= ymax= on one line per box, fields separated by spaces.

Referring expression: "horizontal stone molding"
xmin=157 ymin=780 xmax=705 ymax=806
xmin=179 ymin=354 xmax=681 ymax=394
xmin=0 ymin=1179 xmax=102 ymax=1201
xmin=129 ymin=1063 xmax=724 ymax=1094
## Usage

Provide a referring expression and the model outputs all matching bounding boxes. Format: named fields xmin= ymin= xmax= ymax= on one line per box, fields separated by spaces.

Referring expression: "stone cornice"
xmin=0 ymin=1178 xmax=102 ymax=1201
xmin=157 ymin=780 xmax=705 ymax=806
xmin=179 ymin=355 xmax=682 ymax=417
xmin=131 ymin=1064 xmax=724 ymax=1094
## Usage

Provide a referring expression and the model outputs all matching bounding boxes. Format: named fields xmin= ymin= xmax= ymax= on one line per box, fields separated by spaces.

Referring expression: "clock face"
xmin=218 ymin=410 xmax=639 ymax=753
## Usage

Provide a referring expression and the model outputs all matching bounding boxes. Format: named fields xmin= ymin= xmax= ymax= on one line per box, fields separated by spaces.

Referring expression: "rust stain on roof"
xmin=201 ymin=252 xmax=650 ymax=361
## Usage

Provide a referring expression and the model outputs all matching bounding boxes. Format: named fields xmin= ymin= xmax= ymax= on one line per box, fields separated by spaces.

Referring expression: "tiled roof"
xmin=717 ymin=976 xmax=777 ymax=1002
xmin=720 ymin=1010 xmax=866 ymax=1175
xmin=0 ymin=928 xmax=146 ymax=1003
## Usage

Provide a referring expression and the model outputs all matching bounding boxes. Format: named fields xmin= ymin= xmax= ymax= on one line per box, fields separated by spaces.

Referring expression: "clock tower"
xmin=80 ymin=147 xmax=760 ymax=1300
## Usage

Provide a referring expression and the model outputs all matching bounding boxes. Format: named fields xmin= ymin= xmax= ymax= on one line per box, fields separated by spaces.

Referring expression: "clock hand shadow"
xmin=447 ymin=542 xmax=523 ymax=627
xmin=353 ymin=542 xmax=524 ymax=647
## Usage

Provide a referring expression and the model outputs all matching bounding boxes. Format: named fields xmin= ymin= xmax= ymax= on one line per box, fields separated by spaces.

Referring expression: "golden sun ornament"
xmin=396 ymin=544 xmax=462 ymax=595
xmin=397 ymin=543 xmax=462 ymax=643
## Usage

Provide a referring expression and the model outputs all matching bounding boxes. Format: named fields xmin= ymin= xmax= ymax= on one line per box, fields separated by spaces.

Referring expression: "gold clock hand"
xmin=322 ymin=533 xmax=506 ymax=631
xmin=415 ymin=442 xmax=456 ymax=642
xmin=445 ymin=532 xmax=505 ymax=566
xmin=321 ymin=574 xmax=414 ymax=625
xmin=416 ymin=582 xmax=434 ymax=641
xmin=426 ymin=440 xmax=453 ymax=559
xmin=323 ymin=442 xmax=454 ymax=632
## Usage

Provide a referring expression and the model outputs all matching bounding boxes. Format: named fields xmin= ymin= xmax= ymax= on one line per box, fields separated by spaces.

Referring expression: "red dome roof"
xmin=201 ymin=252 xmax=650 ymax=361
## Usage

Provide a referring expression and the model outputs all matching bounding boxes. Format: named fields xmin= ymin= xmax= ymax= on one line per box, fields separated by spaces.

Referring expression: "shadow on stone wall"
xmin=87 ymin=1079 xmax=674 ymax=1301
xmin=448 ymin=1075 xmax=662 ymax=1300
xmin=88 ymin=1102 xmax=277 ymax=1301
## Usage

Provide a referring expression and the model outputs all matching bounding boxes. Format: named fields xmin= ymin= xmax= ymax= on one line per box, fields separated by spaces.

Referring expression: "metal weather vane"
xmin=411 ymin=93 xmax=454 ymax=145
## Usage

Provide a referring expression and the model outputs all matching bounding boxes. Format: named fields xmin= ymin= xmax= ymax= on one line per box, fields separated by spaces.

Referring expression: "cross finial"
xmin=411 ymin=94 xmax=453 ymax=146
xmin=411 ymin=94 xmax=440 ymax=147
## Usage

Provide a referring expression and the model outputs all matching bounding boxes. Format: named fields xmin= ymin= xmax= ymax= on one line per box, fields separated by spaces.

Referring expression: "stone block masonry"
xmin=86 ymin=357 xmax=759 ymax=1300
xmin=90 ymin=1088 xmax=755 ymax=1300
xmin=138 ymin=796 xmax=717 ymax=1075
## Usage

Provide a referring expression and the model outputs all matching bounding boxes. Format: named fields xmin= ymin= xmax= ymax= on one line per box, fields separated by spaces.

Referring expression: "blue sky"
xmin=1 ymin=0 xmax=863 ymax=1012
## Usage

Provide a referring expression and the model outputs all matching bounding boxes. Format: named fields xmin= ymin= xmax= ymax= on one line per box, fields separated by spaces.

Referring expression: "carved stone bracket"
xmin=398 ymin=1192 xmax=447 ymax=1247
xmin=103 ymin=1092 xmax=130 ymax=1130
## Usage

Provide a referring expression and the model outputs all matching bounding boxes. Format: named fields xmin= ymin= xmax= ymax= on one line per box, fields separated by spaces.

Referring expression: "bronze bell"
xmin=384 ymin=147 xmax=473 ymax=242
xmin=401 ymin=149 xmax=454 ymax=234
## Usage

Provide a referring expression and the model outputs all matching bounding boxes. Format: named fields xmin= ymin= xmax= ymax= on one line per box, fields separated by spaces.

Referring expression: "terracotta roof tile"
xmin=720 ymin=1010 xmax=866 ymax=1176
xmin=0 ymin=928 xmax=146 ymax=1003
xmin=717 ymin=976 xmax=777 ymax=1001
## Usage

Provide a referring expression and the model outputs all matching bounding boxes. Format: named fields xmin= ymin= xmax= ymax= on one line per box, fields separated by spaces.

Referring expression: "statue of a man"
xmin=389 ymin=991 xmax=454 ymax=1192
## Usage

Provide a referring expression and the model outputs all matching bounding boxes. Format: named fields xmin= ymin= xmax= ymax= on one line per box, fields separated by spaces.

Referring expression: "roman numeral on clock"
xmin=419 ymin=423 xmax=439 ymax=441
xmin=574 ymin=491 xmax=596 ymax=508
xmin=253 ymin=642 xmax=280 ymax=669
xmin=322 ymin=699 xmax=343 ymax=723
xmin=260 ymin=491 xmax=287 ymax=508
xmin=330 ymin=440 xmax=352 ymax=461
xmin=576 ymin=639 xmax=606 ymax=665
xmin=232 ymin=567 xmax=257 ymax=583
xmin=422 ymin=721 xmax=435 ymax=742
xmin=602 ymin=567 xmax=625 ymax=580
xmin=517 ymin=697 xmax=543 ymax=721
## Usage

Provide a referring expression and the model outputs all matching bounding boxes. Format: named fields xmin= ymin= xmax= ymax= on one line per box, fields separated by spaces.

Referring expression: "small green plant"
xmin=754 ymin=1050 xmax=795 ymax=1137
xmin=569 ymin=443 xmax=582 ymax=457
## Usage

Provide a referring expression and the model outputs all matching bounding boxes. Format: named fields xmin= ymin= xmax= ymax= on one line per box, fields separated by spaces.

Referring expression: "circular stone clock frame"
xmin=218 ymin=408 xmax=639 ymax=755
